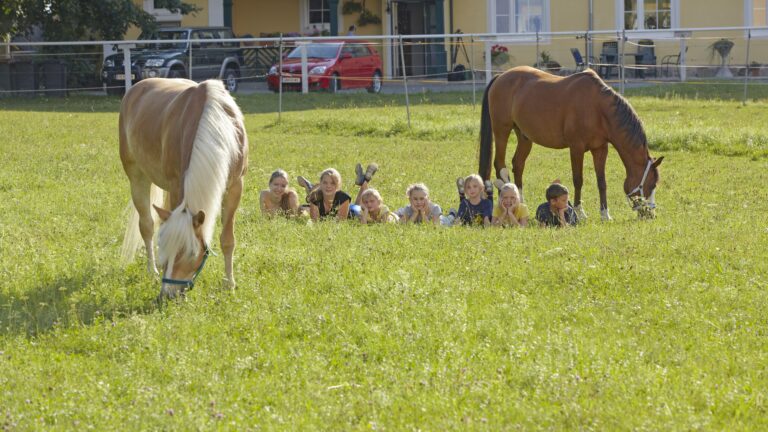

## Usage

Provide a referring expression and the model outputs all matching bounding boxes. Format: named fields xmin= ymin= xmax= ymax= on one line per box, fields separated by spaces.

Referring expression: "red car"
xmin=267 ymin=41 xmax=383 ymax=93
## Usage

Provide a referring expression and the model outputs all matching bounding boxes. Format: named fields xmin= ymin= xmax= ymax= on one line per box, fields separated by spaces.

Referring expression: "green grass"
xmin=1 ymin=86 xmax=767 ymax=430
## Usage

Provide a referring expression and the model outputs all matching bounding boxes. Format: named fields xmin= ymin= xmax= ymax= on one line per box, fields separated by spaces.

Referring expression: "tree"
xmin=1 ymin=0 xmax=200 ymax=42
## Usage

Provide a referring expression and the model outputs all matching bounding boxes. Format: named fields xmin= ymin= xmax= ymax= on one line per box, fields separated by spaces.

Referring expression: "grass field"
xmin=1 ymin=84 xmax=767 ymax=430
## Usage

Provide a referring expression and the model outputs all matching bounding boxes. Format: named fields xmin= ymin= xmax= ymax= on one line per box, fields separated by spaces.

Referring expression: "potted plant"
xmin=538 ymin=50 xmax=561 ymax=73
xmin=708 ymin=38 xmax=734 ymax=78
xmin=491 ymin=44 xmax=509 ymax=66
xmin=342 ymin=1 xmax=363 ymax=14
xmin=357 ymin=9 xmax=381 ymax=26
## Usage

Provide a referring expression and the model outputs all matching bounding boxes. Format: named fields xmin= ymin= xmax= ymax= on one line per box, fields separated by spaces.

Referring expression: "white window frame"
xmin=745 ymin=0 xmax=768 ymax=38
xmin=615 ymin=0 xmax=680 ymax=39
xmin=143 ymin=0 xmax=182 ymax=24
xmin=302 ymin=0 xmax=332 ymax=34
xmin=489 ymin=0 xmax=551 ymax=43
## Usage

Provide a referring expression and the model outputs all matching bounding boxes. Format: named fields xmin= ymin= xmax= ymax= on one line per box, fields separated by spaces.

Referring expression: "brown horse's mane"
xmin=581 ymin=71 xmax=648 ymax=149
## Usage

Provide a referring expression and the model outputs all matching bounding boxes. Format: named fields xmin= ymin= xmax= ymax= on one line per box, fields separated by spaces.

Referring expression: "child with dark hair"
xmin=535 ymin=182 xmax=579 ymax=227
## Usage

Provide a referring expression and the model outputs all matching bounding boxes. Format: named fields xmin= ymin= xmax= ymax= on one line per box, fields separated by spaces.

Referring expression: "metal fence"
xmin=3 ymin=26 xmax=768 ymax=107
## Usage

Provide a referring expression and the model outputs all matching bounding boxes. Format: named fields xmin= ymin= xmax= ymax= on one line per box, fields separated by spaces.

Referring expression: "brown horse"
xmin=479 ymin=66 xmax=663 ymax=220
xmin=119 ymin=78 xmax=248 ymax=298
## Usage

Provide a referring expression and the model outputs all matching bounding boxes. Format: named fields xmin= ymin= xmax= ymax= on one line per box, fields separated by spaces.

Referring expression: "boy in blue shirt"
xmin=535 ymin=182 xmax=579 ymax=227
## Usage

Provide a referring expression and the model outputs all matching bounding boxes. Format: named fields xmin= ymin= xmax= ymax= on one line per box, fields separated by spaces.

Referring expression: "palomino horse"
xmin=479 ymin=66 xmax=663 ymax=220
xmin=119 ymin=78 xmax=248 ymax=298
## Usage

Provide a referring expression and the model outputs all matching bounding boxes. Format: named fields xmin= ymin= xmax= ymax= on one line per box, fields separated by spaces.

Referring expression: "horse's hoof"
xmin=600 ymin=209 xmax=613 ymax=221
xmin=223 ymin=278 xmax=236 ymax=291
xmin=575 ymin=204 xmax=588 ymax=221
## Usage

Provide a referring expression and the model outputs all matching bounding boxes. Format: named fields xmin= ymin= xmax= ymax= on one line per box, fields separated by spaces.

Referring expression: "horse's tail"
xmin=186 ymin=80 xmax=245 ymax=245
xmin=120 ymin=184 xmax=164 ymax=264
xmin=478 ymin=75 xmax=499 ymax=180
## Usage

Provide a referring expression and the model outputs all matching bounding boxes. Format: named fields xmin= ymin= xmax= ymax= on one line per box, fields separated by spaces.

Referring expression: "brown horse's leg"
xmin=569 ymin=147 xmax=585 ymax=207
xmin=220 ymin=176 xmax=244 ymax=289
xmin=492 ymin=123 xmax=513 ymax=179
xmin=570 ymin=147 xmax=589 ymax=220
xmin=128 ymin=171 xmax=158 ymax=274
xmin=591 ymin=144 xmax=612 ymax=220
xmin=511 ymin=130 xmax=532 ymax=202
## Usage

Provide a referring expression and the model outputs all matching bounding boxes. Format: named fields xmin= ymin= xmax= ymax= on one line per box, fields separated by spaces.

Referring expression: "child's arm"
xmin=360 ymin=207 xmax=369 ymax=224
xmin=337 ymin=201 xmax=350 ymax=221
xmin=518 ymin=216 xmax=528 ymax=227
xmin=483 ymin=216 xmax=491 ymax=227
xmin=287 ymin=191 xmax=299 ymax=216
xmin=259 ymin=191 xmax=269 ymax=215
xmin=309 ymin=203 xmax=320 ymax=221
xmin=430 ymin=209 xmax=440 ymax=225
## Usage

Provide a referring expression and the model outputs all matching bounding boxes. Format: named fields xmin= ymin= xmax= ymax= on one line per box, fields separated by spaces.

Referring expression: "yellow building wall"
xmin=183 ymin=0 xmax=212 ymax=27
xmin=341 ymin=0 xmax=383 ymax=37
xmin=126 ymin=0 xmax=210 ymax=39
xmin=233 ymin=0 xmax=300 ymax=37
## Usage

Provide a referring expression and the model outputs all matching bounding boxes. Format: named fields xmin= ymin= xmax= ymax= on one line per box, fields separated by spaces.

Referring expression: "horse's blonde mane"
xmin=157 ymin=205 xmax=201 ymax=268
xmin=183 ymin=80 xmax=243 ymax=245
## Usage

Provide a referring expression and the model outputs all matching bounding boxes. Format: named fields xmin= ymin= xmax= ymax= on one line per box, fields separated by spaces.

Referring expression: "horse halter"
xmin=161 ymin=244 xmax=211 ymax=292
xmin=626 ymin=159 xmax=656 ymax=207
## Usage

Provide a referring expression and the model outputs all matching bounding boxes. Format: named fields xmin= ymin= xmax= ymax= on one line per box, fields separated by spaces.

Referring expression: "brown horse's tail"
xmin=478 ymin=75 xmax=499 ymax=180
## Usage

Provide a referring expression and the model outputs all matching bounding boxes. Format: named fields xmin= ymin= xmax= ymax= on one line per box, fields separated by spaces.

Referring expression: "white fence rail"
xmin=2 ymin=26 xmax=768 ymax=106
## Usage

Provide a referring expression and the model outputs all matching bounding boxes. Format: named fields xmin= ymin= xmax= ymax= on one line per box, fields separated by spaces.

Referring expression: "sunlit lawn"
xmin=0 ymin=84 xmax=767 ymax=430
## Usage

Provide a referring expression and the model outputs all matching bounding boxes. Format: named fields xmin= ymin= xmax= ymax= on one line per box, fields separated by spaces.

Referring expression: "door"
xmin=392 ymin=0 xmax=445 ymax=78
xmin=395 ymin=1 xmax=427 ymax=77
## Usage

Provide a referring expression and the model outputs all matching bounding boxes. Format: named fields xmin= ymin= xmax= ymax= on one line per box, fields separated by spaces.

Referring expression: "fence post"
xmin=278 ymin=35 xmax=283 ymax=123
xmin=484 ymin=40 xmax=492 ymax=85
xmin=119 ymin=43 xmax=136 ymax=93
xmin=399 ymin=35 xmax=411 ymax=128
xmin=300 ymin=42 xmax=308 ymax=94
xmin=619 ymin=31 xmax=626 ymax=94
xmin=679 ymin=37 xmax=687 ymax=82
xmin=743 ymin=28 xmax=752 ymax=106
xmin=470 ymin=35 xmax=476 ymax=108
xmin=189 ymin=40 xmax=193 ymax=80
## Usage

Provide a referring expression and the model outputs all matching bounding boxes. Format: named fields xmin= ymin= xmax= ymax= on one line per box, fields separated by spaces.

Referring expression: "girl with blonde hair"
xmin=492 ymin=182 xmax=529 ymax=227
xmin=302 ymin=168 xmax=352 ymax=222
xmin=454 ymin=174 xmax=493 ymax=227
xmin=259 ymin=169 xmax=299 ymax=217
xmin=395 ymin=183 xmax=442 ymax=225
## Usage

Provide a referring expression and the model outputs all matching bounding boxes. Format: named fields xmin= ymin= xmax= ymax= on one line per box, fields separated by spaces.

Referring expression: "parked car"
xmin=267 ymin=41 xmax=383 ymax=93
xmin=102 ymin=27 xmax=243 ymax=95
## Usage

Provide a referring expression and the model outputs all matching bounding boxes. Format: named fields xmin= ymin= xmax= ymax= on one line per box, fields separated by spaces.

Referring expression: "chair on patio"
xmin=570 ymin=48 xmax=597 ymax=72
xmin=635 ymin=39 xmax=657 ymax=78
xmin=599 ymin=41 xmax=619 ymax=78
xmin=661 ymin=46 xmax=688 ymax=78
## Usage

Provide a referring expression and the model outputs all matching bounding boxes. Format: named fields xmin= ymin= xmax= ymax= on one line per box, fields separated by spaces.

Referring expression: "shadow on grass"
xmin=0 ymin=267 xmax=159 ymax=337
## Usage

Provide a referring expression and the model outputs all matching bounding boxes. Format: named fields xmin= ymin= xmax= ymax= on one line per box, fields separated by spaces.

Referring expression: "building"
xmin=137 ymin=1 xmax=768 ymax=80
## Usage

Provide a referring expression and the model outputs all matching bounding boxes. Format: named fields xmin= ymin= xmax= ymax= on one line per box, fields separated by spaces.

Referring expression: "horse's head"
xmin=154 ymin=204 xmax=208 ymax=299
xmin=624 ymin=156 xmax=664 ymax=217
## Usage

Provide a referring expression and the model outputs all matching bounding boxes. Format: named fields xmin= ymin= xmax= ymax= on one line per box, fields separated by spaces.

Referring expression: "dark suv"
xmin=102 ymin=27 xmax=243 ymax=94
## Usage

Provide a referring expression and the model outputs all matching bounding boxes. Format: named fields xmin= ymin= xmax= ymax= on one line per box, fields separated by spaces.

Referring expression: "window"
xmin=143 ymin=0 xmax=181 ymax=24
xmin=309 ymin=0 xmax=330 ymax=24
xmin=749 ymin=0 xmax=767 ymax=26
xmin=621 ymin=0 xmax=673 ymax=30
xmin=745 ymin=0 xmax=768 ymax=37
xmin=494 ymin=0 xmax=549 ymax=34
